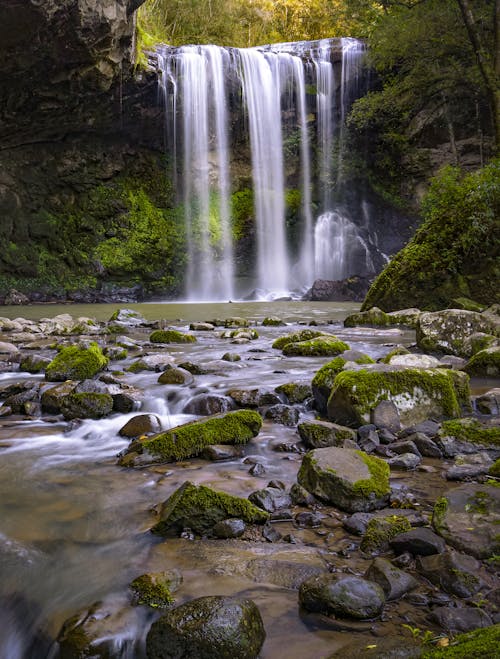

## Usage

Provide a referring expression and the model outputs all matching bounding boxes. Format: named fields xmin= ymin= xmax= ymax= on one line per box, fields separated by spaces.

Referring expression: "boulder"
xmin=149 ymin=329 xmax=196 ymax=344
xmin=439 ymin=418 xmax=500 ymax=449
xmin=248 ymin=487 xmax=292 ymax=513
xmin=476 ymin=388 xmax=500 ymax=415
xmin=118 ymin=414 xmax=162 ymax=438
xmin=416 ymin=550 xmax=485 ymax=598
xmin=262 ymin=316 xmax=285 ymax=326
xmin=464 ymin=347 xmax=500 ymax=377
xmin=109 ymin=308 xmax=147 ymax=326
xmin=61 ymin=392 xmax=114 ymax=420
xmin=388 ymin=354 xmax=441 ymax=369
xmin=344 ymin=307 xmax=392 ymax=327
xmin=183 ymin=394 xmax=235 ymax=416
xmin=297 ymin=420 xmax=356 ymax=449
xmin=157 ymin=368 xmax=194 ymax=385
xmin=389 ymin=528 xmax=446 ymax=556
xmin=282 ymin=336 xmax=350 ymax=357
xmin=275 ymin=382 xmax=312 ymax=404
xmin=311 ymin=352 xmax=374 ymax=413
xmin=304 ymin=276 xmax=371 ymax=302
xmin=416 ymin=309 xmax=499 ymax=357
xmin=151 ymin=481 xmax=268 ymax=537
xmin=432 ymin=484 xmax=500 ymax=559
xmin=146 ymin=596 xmax=265 ymax=659
xmin=430 ymin=607 xmax=492 ymax=634
xmin=360 ymin=515 xmax=412 ymax=553
xmin=119 ymin=410 xmax=262 ymax=466
xmin=263 ymin=404 xmax=299 ymax=426
xmin=45 ymin=342 xmax=108 ymax=381
xmin=212 ymin=519 xmax=246 ymax=539
xmin=326 ymin=365 xmax=468 ymax=428
xmin=227 ymin=388 xmax=281 ymax=408
xmin=297 ymin=447 xmax=390 ymax=512
xmin=371 ymin=400 xmax=401 ymax=433
xmin=41 ymin=381 xmax=76 ymax=414
xmin=128 ymin=354 xmax=175 ymax=372
xmin=446 ymin=452 xmax=493 ymax=480
xmin=365 ymin=557 xmax=419 ymax=600
xmin=272 ymin=330 xmax=325 ymax=350
xmin=189 ymin=322 xmax=215 ymax=331
xmin=299 ymin=574 xmax=385 ymax=619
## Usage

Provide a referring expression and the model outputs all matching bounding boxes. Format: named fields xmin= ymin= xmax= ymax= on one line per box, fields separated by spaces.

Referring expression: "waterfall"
xmin=157 ymin=38 xmax=370 ymax=300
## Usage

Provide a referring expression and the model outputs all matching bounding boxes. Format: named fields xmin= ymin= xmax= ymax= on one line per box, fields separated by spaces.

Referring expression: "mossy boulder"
xmin=439 ymin=418 xmax=500 ymax=448
xmin=146 ymin=595 xmax=265 ymax=659
xmin=344 ymin=307 xmax=392 ymax=327
xmin=386 ymin=308 xmax=421 ymax=327
xmin=297 ymin=420 xmax=356 ymax=449
xmin=422 ymin=623 xmax=500 ymax=658
xmin=150 ymin=481 xmax=269 ymax=536
xmin=119 ymin=410 xmax=262 ymax=466
xmin=432 ymin=484 xmax=500 ymax=559
xmin=282 ymin=336 xmax=350 ymax=357
xmin=149 ymin=330 xmax=196 ymax=344
xmin=360 ymin=515 xmax=412 ymax=552
xmin=299 ymin=574 xmax=385 ymax=619
xmin=272 ymin=329 xmax=324 ymax=350
xmin=45 ymin=342 xmax=108 ymax=381
xmin=381 ymin=345 xmax=410 ymax=364
xmin=416 ymin=310 xmax=499 ymax=357
xmin=224 ymin=317 xmax=249 ymax=328
xmin=464 ymin=347 xmax=500 ymax=377
xmin=262 ymin=316 xmax=285 ymax=326
xmin=118 ymin=414 xmax=162 ymax=438
xmin=19 ymin=353 xmax=52 ymax=374
xmin=326 ymin=365 xmax=468 ymax=428
xmin=416 ymin=550 xmax=484 ymax=598
xmin=275 ymin=382 xmax=312 ymax=404
xmin=312 ymin=353 xmax=375 ymax=413
xmin=61 ymin=392 xmax=114 ymax=420
xmin=297 ymin=447 xmax=390 ymax=512
xmin=157 ymin=367 xmax=194 ymax=385
xmin=41 ymin=380 xmax=77 ymax=413
xmin=130 ymin=570 xmax=182 ymax=608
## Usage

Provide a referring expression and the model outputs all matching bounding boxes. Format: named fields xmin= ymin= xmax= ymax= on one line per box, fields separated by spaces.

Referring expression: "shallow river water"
xmin=0 ymin=301 xmax=488 ymax=658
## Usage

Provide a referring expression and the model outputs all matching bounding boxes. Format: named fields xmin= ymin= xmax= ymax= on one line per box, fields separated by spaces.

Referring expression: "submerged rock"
xmin=150 ymin=481 xmax=269 ymax=536
xmin=146 ymin=595 xmax=265 ymax=659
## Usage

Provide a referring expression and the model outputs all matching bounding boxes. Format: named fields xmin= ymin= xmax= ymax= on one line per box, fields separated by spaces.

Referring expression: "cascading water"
xmin=157 ymin=38 xmax=374 ymax=300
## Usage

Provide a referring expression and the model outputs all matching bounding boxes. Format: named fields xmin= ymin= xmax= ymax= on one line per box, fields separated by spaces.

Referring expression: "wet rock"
xmin=41 ymin=381 xmax=76 ymax=414
xmin=128 ymin=354 xmax=176 ymax=372
xmin=446 ymin=452 xmax=493 ymax=480
xmin=150 ymin=481 xmax=268 ymax=537
xmin=432 ymin=483 xmax=500 ymax=559
xmin=178 ymin=362 xmax=210 ymax=375
xmin=290 ymin=483 xmax=316 ymax=506
xmin=262 ymin=522 xmax=282 ymax=543
xmin=183 ymin=394 xmax=235 ymax=416
xmin=371 ymin=400 xmax=401 ymax=433
xmin=118 ymin=414 xmax=161 ymax=438
xmin=275 ymin=382 xmax=312 ymax=404
xmin=221 ymin=352 xmax=241 ymax=362
xmin=440 ymin=355 xmax=468 ymax=370
xmin=390 ymin=440 xmax=422 ymax=457
xmin=297 ymin=447 xmax=390 ymax=512
xmin=0 ymin=341 xmax=19 ymax=355
xmin=361 ymin=515 xmax=412 ymax=553
xmin=109 ymin=308 xmax=147 ymax=326
xmin=263 ymin=404 xmax=299 ymax=426
xmin=262 ymin=316 xmax=285 ymax=326
xmin=465 ymin=346 xmax=500 ymax=377
xmin=328 ymin=636 xmax=422 ymax=659
xmin=438 ymin=417 xmax=500 ymax=450
xmin=357 ymin=427 xmax=380 ymax=453
xmin=146 ymin=595 xmax=265 ymax=659
xmin=416 ymin=309 xmax=499 ymax=357
xmin=189 ymin=322 xmax=215 ymax=331
xmin=344 ymin=307 xmax=392 ymax=328
xmin=45 ymin=342 xmax=108 ymax=381
xmin=304 ymin=277 xmax=371 ymax=303
xmin=476 ymin=388 xmax=500 ymax=415
xmin=112 ymin=387 xmax=143 ymax=413
xmin=200 ymin=445 xmax=243 ymax=461
xmin=343 ymin=509 xmax=426 ymax=536
xmin=298 ymin=420 xmax=356 ymax=449
xmin=213 ymin=518 xmax=246 ymax=539
xmin=158 ymin=368 xmax=194 ymax=385
xmin=249 ymin=462 xmax=266 ymax=476
xmin=224 ymin=317 xmax=250 ymax=328
xmin=150 ymin=329 xmax=196 ymax=344
xmin=248 ymin=487 xmax=292 ymax=513
xmin=61 ymin=392 xmax=114 ymax=420
xmin=130 ymin=569 xmax=182 ymax=608
xmin=430 ymin=606 xmax=492 ymax=633
xmin=390 ymin=528 xmax=446 ymax=556
xmin=406 ymin=432 xmax=442 ymax=458
xmin=387 ymin=453 xmax=422 ymax=470
xmin=299 ymin=574 xmax=385 ymax=619
xmin=311 ymin=352 xmax=375 ymax=413
xmin=227 ymin=388 xmax=281 ymax=408
xmin=282 ymin=335 xmax=350 ymax=357
xmin=365 ymin=557 xmax=419 ymax=600
xmin=295 ymin=511 xmax=322 ymax=528
xmin=272 ymin=329 xmax=325 ymax=350
xmin=4 ymin=384 xmax=41 ymax=414
xmin=416 ymin=550 xmax=485 ymax=598
xmin=103 ymin=346 xmax=127 ymax=361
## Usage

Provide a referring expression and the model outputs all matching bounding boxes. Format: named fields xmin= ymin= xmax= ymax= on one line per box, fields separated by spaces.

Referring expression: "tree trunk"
xmin=456 ymin=0 xmax=500 ymax=152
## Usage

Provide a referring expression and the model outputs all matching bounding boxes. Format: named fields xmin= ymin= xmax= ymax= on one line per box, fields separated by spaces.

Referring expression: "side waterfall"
xmin=158 ymin=38 xmax=371 ymax=300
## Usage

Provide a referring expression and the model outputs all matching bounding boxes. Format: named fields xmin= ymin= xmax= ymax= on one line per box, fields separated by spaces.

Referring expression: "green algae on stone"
xmin=121 ymin=410 xmax=262 ymax=465
xmin=151 ymin=481 xmax=269 ymax=536
xmin=361 ymin=515 xmax=412 ymax=552
xmin=130 ymin=571 xmax=181 ymax=608
xmin=45 ymin=342 xmax=108 ymax=382
xmin=422 ymin=623 xmax=500 ymax=658
xmin=150 ymin=329 xmax=196 ymax=344
xmin=282 ymin=336 xmax=350 ymax=357
xmin=275 ymin=382 xmax=312 ymax=404
xmin=344 ymin=307 xmax=391 ymax=328
xmin=262 ymin=317 xmax=285 ymax=326
xmin=489 ymin=459 xmax=500 ymax=477
xmin=272 ymin=330 xmax=325 ymax=350
xmin=381 ymin=346 xmax=411 ymax=364
xmin=312 ymin=354 xmax=375 ymax=412
xmin=440 ymin=418 xmax=500 ymax=447
xmin=464 ymin=347 xmax=500 ymax=377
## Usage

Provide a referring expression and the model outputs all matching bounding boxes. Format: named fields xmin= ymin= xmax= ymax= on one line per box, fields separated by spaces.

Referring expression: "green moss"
xmin=138 ymin=410 xmax=262 ymax=462
xmin=432 ymin=496 xmax=449 ymax=533
xmin=150 ymin=330 xmax=197 ymax=344
xmin=381 ymin=346 xmax=410 ymax=363
xmin=361 ymin=515 xmax=412 ymax=552
xmin=489 ymin=459 xmax=500 ymax=478
xmin=275 ymin=383 xmax=311 ymax=404
xmin=282 ymin=337 xmax=350 ymax=357
xmin=151 ymin=481 xmax=269 ymax=536
xmin=262 ymin=317 xmax=285 ymax=326
xmin=344 ymin=307 xmax=392 ymax=327
xmin=272 ymin=330 xmax=324 ymax=350
xmin=353 ymin=450 xmax=391 ymax=499
xmin=312 ymin=354 xmax=375 ymax=412
xmin=45 ymin=342 xmax=108 ymax=382
xmin=464 ymin=490 xmax=494 ymax=515
xmin=464 ymin=348 xmax=500 ymax=377
xmin=452 ymin=297 xmax=486 ymax=312
xmin=440 ymin=419 xmax=500 ymax=447
xmin=130 ymin=573 xmax=176 ymax=608
xmin=422 ymin=623 xmax=500 ymax=658
xmin=230 ymin=189 xmax=254 ymax=242
xmin=61 ymin=392 xmax=114 ymax=420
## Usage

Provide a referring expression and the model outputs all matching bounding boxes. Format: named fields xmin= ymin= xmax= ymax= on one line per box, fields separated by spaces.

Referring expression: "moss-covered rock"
xmin=61 ymin=392 xmax=114 ymax=420
xmin=439 ymin=418 xmax=500 ymax=448
xmin=275 ymin=382 xmax=312 ymax=404
xmin=119 ymin=410 xmax=262 ymax=466
xmin=297 ymin=420 xmax=356 ymax=449
xmin=452 ymin=297 xmax=487 ymax=312
xmin=45 ymin=342 xmax=108 ymax=381
xmin=464 ymin=347 xmax=500 ymax=377
xmin=416 ymin=310 xmax=499 ymax=357
xmin=327 ymin=365 xmax=467 ymax=428
xmin=312 ymin=353 xmax=375 ymax=413
xmin=19 ymin=353 xmax=52 ymax=374
xmin=130 ymin=570 xmax=181 ymax=608
xmin=151 ymin=481 xmax=269 ymax=536
xmin=118 ymin=414 xmax=162 ymax=438
xmin=149 ymin=329 xmax=196 ymax=344
xmin=360 ymin=515 xmax=412 ymax=552
xmin=224 ymin=317 xmax=249 ymax=328
xmin=297 ymin=447 xmax=390 ymax=512
xmin=157 ymin=367 xmax=194 ymax=385
xmin=146 ymin=595 xmax=266 ymax=659
xmin=262 ymin=316 xmax=285 ymax=326
xmin=344 ymin=307 xmax=392 ymax=327
xmin=422 ymin=623 xmax=500 ymax=658
xmin=381 ymin=345 xmax=411 ymax=364
xmin=41 ymin=380 xmax=77 ymax=413
xmin=282 ymin=336 xmax=350 ymax=357
xmin=489 ymin=458 xmax=500 ymax=477
xmin=272 ymin=329 xmax=325 ymax=350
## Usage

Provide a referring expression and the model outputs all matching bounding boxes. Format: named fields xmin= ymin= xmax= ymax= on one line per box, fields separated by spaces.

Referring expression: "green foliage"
xmin=231 ymin=188 xmax=254 ymax=242
xmin=362 ymin=160 xmax=500 ymax=311
xmin=422 ymin=623 xmax=500 ymax=658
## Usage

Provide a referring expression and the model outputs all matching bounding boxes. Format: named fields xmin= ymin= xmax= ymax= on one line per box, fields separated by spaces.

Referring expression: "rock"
xmin=0 ymin=342 xmax=19 ymax=355
xmin=149 ymin=330 xmax=196 ymax=344
xmin=290 ymin=483 xmax=316 ymax=506
xmin=476 ymin=388 xmax=500 ymax=415
xmin=129 ymin=354 xmax=176 ymax=372
xmin=150 ymin=481 xmax=268 ymax=537
xmin=406 ymin=432 xmax=442 ymax=458
xmin=213 ymin=519 xmax=246 ymax=539
xmin=361 ymin=515 xmax=412 ymax=553
xmin=262 ymin=522 xmax=282 ymax=542
xmin=112 ymin=388 xmax=144 ymax=413
xmin=221 ymin=352 xmax=241 ymax=362
xmin=157 ymin=368 xmax=194 ymax=385
xmin=299 ymin=574 xmax=385 ymax=619
xmin=104 ymin=346 xmax=127 ymax=361
xmin=249 ymin=462 xmax=266 ymax=476
xmin=45 ymin=342 xmax=108 ymax=381
xmin=118 ymin=414 xmax=161 ymax=438
xmin=4 ymin=289 xmax=30 ymax=305
xmin=275 ymin=382 xmax=312 ymax=404
xmin=295 ymin=511 xmax=322 ymax=528
xmin=4 ymin=384 xmax=41 ymax=414
xmin=119 ymin=410 xmax=262 ymax=466
xmin=371 ymin=400 xmax=401 ymax=433
xmin=389 ymin=528 xmax=446 ymax=556
xmin=189 ymin=322 xmax=215 ymax=331
xmin=146 ymin=596 xmax=265 ymax=659
xmin=329 ymin=636 xmax=422 ymax=659
xmin=109 ymin=308 xmax=147 ymax=326
xmin=432 ymin=483 xmax=500 ymax=559
xmin=390 ymin=440 xmax=422 ymax=457
xmin=262 ymin=316 xmax=285 ymax=326
xmin=41 ymin=381 xmax=76 ymax=414
xmin=438 ymin=418 xmax=500 ymax=449
xmin=200 ymin=445 xmax=243 ymax=461
xmin=272 ymin=329 xmax=325 ymax=350
xmin=304 ymin=277 xmax=370 ymax=302
xmin=465 ymin=347 xmax=500 ymax=377
xmin=61 ymin=392 xmax=114 ymax=420
xmin=227 ymin=388 xmax=281 ymax=408
xmin=130 ymin=570 xmax=182 ymax=608
xmin=389 ymin=452 xmax=422 ymax=470
xmin=248 ymin=487 xmax=292 ymax=513
xmin=343 ymin=509 xmax=425 ymax=536
xmin=365 ymin=557 xmax=419 ymax=600
xmin=224 ymin=317 xmax=249 ymax=328
xmin=326 ymin=364 xmax=468 ymax=428
xmin=416 ymin=550 xmax=485 ymax=598
xmin=357 ymin=427 xmax=380 ymax=453
xmin=430 ymin=607 xmax=492 ymax=634
xmin=386 ymin=308 xmax=422 ymax=328
xmin=311 ymin=353 xmax=375 ymax=413
xmin=183 ymin=394 xmax=235 ymax=416
xmin=297 ymin=420 xmax=356 ymax=449
xmin=264 ymin=404 xmax=299 ymax=426
xmin=297 ymin=447 xmax=390 ymax=512
xmin=344 ymin=307 xmax=392 ymax=327
xmin=440 ymin=355 xmax=468 ymax=370
xmin=446 ymin=452 xmax=493 ymax=480
xmin=416 ymin=309 xmax=499 ymax=357
xmin=388 ymin=354 xmax=441 ymax=369
xmin=282 ymin=336 xmax=350 ymax=357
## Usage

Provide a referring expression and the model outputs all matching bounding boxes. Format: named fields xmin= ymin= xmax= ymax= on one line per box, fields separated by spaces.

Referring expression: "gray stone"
xmin=189 ymin=322 xmax=215 ymax=331
xmin=297 ymin=420 xmax=356 ymax=449
xmin=213 ymin=519 xmax=246 ymax=539
xmin=183 ymin=394 xmax=235 ymax=416
xmin=390 ymin=440 xmax=422 ymax=457
xmin=371 ymin=400 xmax=401 ymax=433
xmin=417 ymin=309 xmax=499 ymax=357
xmin=387 ymin=453 xmax=422 ymax=470
xmin=390 ymin=528 xmax=446 ymax=556
xmin=406 ymin=432 xmax=442 ymax=458
xmin=263 ymin=404 xmax=299 ymax=426
xmin=416 ymin=550 xmax=485 ymax=598
xmin=389 ymin=354 xmax=441 ymax=369
xmin=365 ymin=557 xmax=419 ymax=600
xmin=446 ymin=452 xmax=493 ymax=480
xmin=430 ymin=607 xmax=492 ymax=633
xmin=221 ymin=352 xmax=241 ymax=362
xmin=299 ymin=574 xmax=385 ymax=619
xmin=157 ymin=368 xmax=194 ymax=385
xmin=476 ymin=388 xmax=500 ymax=415
xmin=200 ymin=445 xmax=243 ymax=461
xmin=248 ymin=487 xmax=292 ymax=513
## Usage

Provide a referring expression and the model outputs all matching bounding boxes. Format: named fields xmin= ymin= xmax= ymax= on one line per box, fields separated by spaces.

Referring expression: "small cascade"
xmin=157 ymin=38 xmax=370 ymax=300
